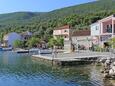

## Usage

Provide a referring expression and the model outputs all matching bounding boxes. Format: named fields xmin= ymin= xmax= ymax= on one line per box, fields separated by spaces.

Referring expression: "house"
xmin=90 ymin=22 xmax=100 ymax=45
xmin=53 ymin=25 xmax=72 ymax=41
xmin=53 ymin=25 xmax=91 ymax=52
xmin=72 ymin=30 xmax=91 ymax=50
xmin=20 ymin=31 xmax=32 ymax=41
xmin=90 ymin=14 xmax=115 ymax=48
xmin=3 ymin=32 xmax=21 ymax=47
xmin=53 ymin=25 xmax=72 ymax=52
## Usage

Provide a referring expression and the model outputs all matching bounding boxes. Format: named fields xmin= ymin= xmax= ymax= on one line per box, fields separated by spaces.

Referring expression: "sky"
xmin=0 ymin=0 xmax=96 ymax=14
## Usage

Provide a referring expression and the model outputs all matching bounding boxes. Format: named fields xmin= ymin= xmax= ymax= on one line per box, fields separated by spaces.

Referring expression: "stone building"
xmin=53 ymin=25 xmax=91 ymax=52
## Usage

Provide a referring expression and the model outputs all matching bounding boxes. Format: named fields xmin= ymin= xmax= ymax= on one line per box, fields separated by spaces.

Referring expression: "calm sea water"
xmin=0 ymin=51 xmax=112 ymax=86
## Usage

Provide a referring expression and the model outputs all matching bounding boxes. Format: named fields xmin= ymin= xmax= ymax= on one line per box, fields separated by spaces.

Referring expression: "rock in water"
xmin=105 ymin=59 xmax=111 ymax=65
xmin=113 ymin=62 xmax=115 ymax=66
xmin=103 ymin=73 xmax=110 ymax=78
xmin=109 ymin=69 xmax=115 ymax=76
xmin=100 ymin=69 xmax=104 ymax=73
xmin=99 ymin=58 xmax=106 ymax=63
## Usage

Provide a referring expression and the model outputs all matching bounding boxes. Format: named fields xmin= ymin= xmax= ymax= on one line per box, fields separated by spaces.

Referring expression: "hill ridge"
xmin=0 ymin=0 xmax=115 ymax=39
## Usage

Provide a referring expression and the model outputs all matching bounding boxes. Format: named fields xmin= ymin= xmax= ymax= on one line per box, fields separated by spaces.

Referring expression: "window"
xmin=95 ymin=26 xmax=98 ymax=30
xmin=65 ymin=36 xmax=67 ymax=38
xmin=64 ymin=30 xmax=68 ymax=32
xmin=106 ymin=24 xmax=112 ymax=33
xmin=110 ymin=24 xmax=112 ymax=28
xmin=107 ymin=25 xmax=109 ymax=28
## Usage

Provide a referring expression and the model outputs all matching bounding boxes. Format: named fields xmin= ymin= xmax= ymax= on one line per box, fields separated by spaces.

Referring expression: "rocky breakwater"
xmin=99 ymin=57 xmax=115 ymax=79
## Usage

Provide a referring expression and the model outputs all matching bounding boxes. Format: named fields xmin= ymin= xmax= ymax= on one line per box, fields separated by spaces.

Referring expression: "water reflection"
xmin=0 ymin=51 xmax=113 ymax=86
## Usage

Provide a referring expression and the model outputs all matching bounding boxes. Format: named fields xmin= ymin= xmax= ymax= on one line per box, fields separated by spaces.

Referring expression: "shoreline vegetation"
xmin=12 ymin=37 xmax=64 ymax=50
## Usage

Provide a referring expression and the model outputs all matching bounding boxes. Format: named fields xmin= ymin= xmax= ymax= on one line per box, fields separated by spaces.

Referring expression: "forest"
xmin=0 ymin=0 xmax=115 ymax=40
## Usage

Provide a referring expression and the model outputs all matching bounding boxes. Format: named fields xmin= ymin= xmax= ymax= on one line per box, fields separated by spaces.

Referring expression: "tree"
xmin=26 ymin=37 xmax=40 ymax=48
xmin=0 ymin=33 xmax=4 ymax=42
xmin=48 ymin=37 xmax=64 ymax=48
xmin=56 ymin=37 xmax=64 ymax=48
xmin=109 ymin=37 xmax=115 ymax=48
xmin=48 ymin=38 xmax=57 ymax=48
xmin=13 ymin=40 xmax=24 ymax=48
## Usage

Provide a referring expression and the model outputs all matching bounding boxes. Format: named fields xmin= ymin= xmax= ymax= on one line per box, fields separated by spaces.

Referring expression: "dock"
xmin=32 ymin=51 xmax=112 ymax=66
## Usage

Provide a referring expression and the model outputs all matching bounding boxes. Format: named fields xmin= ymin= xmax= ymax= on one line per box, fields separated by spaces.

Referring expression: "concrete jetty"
xmin=32 ymin=51 xmax=112 ymax=66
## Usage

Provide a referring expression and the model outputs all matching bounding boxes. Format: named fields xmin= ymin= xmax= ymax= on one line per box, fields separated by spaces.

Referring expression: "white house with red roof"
xmin=53 ymin=25 xmax=73 ymax=52
xmin=53 ymin=25 xmax=72 ymax=41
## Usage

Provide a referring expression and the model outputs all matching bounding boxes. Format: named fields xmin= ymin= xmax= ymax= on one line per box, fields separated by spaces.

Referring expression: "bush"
xmin=13 ymin=40 xmax=24 ymax=48
xmin=26 ymin=37 xmax=40 ymax=48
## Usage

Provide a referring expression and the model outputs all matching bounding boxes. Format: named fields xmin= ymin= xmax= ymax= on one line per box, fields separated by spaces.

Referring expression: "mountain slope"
xmin=0 ymin=0 xmax=115 ymax=37
xmin=0 ymin=12 xmax=46 ymax=24
xmin=1 ymin=0 xmax=115 ymax=24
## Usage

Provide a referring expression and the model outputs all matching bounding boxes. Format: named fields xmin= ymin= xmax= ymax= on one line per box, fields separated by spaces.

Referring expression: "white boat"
xmin=39 ymin=49 xmax=52 ymax=54
xmin=15 ymin=49 xmax=29 ymax=53
xmin=2 ymin=47 xmax=12 ymax=51
xmin=29 ymin=48 xmax=39 ymax=52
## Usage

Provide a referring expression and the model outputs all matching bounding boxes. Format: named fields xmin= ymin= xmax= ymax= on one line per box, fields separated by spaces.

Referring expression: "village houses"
xmin=53 ymin=14 xmax=115 ymax=52
xmin=2 ymin=14 xmax=115 ymax=50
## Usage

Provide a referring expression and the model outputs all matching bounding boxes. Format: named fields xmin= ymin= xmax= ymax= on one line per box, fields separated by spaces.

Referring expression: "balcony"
xmin=106 ymin=28 xmax=112 ymax=33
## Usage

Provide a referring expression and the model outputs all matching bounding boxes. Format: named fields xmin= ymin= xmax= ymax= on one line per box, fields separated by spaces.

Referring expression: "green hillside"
xmin=0 ymin=0 xmax=115 ymax=39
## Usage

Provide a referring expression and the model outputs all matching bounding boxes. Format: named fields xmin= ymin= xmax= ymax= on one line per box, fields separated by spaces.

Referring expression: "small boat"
xmin=15 ymin=49 xmax=29 ymax=53
xmin=39 ymin=49 xmax=52 ymax=54
xmin=0 ymin=47 xmax=12 ymax=51
xmin=17 ymin=50 xmax=29 ymax=53
xmin=2 ymin=47 xmax=12 ymax=51
xmin=29 ymin=48 xmax=39 ymax=52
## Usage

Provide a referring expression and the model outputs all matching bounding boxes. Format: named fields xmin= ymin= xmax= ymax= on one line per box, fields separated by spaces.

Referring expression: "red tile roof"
xmin=55 ymin=25 xmax=71 ymax=30
xmin=72 ymin=30 xmax=90 ymax=36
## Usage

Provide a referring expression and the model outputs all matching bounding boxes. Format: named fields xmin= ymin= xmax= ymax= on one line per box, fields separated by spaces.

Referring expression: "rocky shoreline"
xmin=99 ymin=57 xmax=115 ymax=79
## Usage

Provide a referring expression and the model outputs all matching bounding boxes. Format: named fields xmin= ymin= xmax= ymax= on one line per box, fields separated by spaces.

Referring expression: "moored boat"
xmin=0 ymin=47 xmax=12 ymax=51
xmin=2 ymin=47 xmax=12 ymax=51
xmin=15 ymin=49 xmax=29 ymax=53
